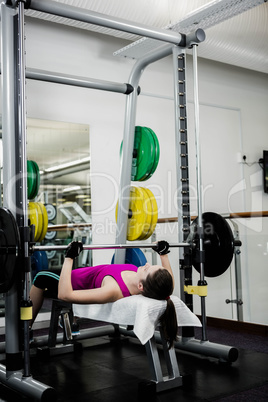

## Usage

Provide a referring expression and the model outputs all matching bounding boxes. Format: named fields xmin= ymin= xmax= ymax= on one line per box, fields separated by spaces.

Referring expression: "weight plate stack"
xmin=146 ymin=127 xmax=160 ymax=179
xmin=139 ymin=188 xmax=158 ymax=240
xmin=132 ymin=126 xmax=155 ymax=181
xmin=116 ymin=186 xmax=158 ymax=241
xmin=27 ymin=160 xmax=40 ymax=200
xmin=28 ymin=202 xmax=49 ymax=242
xmin=120 ymin=126 xmax=160 ymax=182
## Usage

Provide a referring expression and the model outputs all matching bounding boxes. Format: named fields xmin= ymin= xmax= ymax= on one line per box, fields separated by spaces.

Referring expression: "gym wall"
xmin=2 ymin=16 xmax=267 ymax=325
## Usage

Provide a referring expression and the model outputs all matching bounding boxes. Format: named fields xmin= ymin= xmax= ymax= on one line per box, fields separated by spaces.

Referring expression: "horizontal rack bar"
xmin=26 ymin=67 xmax=133 ymax=94
xmin=29 ymin=0 xmax=183 ymax=46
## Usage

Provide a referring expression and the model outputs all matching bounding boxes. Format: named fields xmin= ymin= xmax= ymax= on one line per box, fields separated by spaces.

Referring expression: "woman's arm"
xmin=153 ymin=240 xmax=175 ymax=285
xmin=58 ymin=257 xmax=122 ymax=304
xmin=58 ymin=242 xmax=122 ymax=304
xmin=160 ymin=254 xmax=175 ymax=285
xmin=58 ymin=257 xmax=74 ymax=301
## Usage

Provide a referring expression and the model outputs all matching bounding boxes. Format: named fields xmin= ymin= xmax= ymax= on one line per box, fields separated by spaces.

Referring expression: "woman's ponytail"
xmin=141 ymin=268 xmax=178 ymax=348
xmin=159 ymin=298 xmax=178 ymax=349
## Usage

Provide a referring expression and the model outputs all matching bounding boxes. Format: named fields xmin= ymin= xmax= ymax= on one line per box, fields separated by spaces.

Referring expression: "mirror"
xmin=27 ymin=118 xmax=91 ymax=271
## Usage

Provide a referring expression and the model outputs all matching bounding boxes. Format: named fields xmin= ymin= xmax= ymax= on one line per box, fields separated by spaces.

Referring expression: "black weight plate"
xmin=0 ymin=208 xmax=20 ymax=292
xmin=189 ymin=212 xmax=234 ymax=278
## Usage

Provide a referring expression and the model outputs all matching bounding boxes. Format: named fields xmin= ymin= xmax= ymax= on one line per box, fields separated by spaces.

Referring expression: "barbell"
xmin=33 ymin=242 xmax=189 ymax=252
xmin=0 ymin=207 xmax=239 ymax=293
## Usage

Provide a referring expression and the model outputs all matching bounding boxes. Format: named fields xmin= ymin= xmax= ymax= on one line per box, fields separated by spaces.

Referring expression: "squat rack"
xmin=0 ymin=0 xmax=240 ymax=400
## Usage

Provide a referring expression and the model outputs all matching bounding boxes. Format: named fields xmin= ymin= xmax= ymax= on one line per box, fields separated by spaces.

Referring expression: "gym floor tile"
xmin=0 ymin=333 xmax=268 ymax=401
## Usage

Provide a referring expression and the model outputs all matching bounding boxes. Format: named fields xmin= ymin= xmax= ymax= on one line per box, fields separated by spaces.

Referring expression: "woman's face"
xmin=137 ymin=262 xmax=163 ymax=282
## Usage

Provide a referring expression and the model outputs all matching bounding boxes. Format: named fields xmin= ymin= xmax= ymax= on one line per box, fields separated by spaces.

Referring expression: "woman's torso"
xmin=71 ymin=264 xmax=138 ymax=297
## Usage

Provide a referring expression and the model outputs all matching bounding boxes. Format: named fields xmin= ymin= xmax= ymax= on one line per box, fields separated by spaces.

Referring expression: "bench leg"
xmin=48 ymin=300 xmax=73 ymax=348
xmin=145 ymin=328 xmax=183 ymax=392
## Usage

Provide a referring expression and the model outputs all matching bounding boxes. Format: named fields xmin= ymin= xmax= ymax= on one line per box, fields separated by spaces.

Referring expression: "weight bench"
xmin=47 ymin=295 xmax=201 ymax=392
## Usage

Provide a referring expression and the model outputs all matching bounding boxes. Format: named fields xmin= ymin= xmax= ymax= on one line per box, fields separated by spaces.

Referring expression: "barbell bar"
xmin=33 ymin=242 xmax=190 ymax=252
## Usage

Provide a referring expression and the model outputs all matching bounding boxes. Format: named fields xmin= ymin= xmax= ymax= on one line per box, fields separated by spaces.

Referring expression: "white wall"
xmin=9 ymin=18 xmax=268 ymax=324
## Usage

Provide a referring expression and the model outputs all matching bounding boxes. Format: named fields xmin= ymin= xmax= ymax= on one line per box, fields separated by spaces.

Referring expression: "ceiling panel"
xmin=25 ymin=0 xmax=268 ymax=74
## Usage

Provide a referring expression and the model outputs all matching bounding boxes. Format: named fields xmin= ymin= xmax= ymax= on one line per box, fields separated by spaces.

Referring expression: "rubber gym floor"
xmin=0 ymin=318 xmax=267 ymax=402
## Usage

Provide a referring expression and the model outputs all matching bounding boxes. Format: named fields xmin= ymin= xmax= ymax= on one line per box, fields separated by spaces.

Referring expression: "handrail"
xmin=157 ymin=211 xmax=268 ymax=224
xmin=46 ymin=211 xmax=268 ymax=231
xmin=47 ymin=223 xmax=92 ymax=231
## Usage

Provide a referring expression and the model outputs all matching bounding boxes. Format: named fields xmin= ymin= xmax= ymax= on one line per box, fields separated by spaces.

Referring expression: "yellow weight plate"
xmin=28 ymin=202 xmax=39 ymax=241
xmin=141 ymin=188 xmax=158 ymax=240
xmin=137 ymin=187 xmax=153 ymax=240
xmin=115 ymin=187 xmax=150 ymax=241
xmin=38 ymin=202 xmax=49 ymax=242
xmin=34 ymin=202 xmax=43 ymax=242
xmin=128 ymin=187 xmax=151 ymax=241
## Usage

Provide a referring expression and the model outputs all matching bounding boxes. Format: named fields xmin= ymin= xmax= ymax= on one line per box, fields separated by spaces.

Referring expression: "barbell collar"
xmin=33 ymin=242 xmax=190 ymax=252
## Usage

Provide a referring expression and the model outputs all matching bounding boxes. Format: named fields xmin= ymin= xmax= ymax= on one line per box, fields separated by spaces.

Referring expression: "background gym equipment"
xmin=45 ymin=203 xmax=57 ymax=222
xmin=45 ymin=223 xmax=57 ymax=241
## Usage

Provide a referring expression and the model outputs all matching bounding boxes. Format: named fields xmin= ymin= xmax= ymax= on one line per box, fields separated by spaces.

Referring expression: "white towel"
xmin=73 ymin=295 xmax=201 ymax=345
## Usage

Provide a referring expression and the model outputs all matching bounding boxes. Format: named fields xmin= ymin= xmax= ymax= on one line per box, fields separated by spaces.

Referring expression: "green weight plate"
xmin=31 ymin=161 xmax=37 ymax=199
xmin=146 ymin=127 xmax=160 ymax=179
xmin=133 ymin=126 xmax=155 ymax=182
xmin=27 ymin=160 xmax=35 ymax=199
xmin=32 ymin=160 xmax=40 ymax=199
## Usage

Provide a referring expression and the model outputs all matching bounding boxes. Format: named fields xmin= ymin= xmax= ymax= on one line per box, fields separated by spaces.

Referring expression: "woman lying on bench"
xmin=30 ymin=240 xmax=178 ymax=348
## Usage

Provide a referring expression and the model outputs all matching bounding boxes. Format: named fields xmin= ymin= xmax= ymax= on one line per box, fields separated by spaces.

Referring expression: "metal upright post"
xmin=192 ymin=44 xmax=207 ymax=341
xmin=1 ymin=2 xmax=22 ymax=376
xmin=172 ymin=46 xmax=195 ymax=338
xmin=228 ymin=220 xmax=244 ymax=321
xmin=114 ymin=44 xmax=174 ymax=263
xmin=17 ymin=0 xmax=33 ymax=378
xmin=1 ymin=2 xmax=56 ymax=399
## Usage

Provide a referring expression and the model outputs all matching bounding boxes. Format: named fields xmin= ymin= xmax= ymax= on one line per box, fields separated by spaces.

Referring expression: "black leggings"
xmin=33 ymin=271 xmax=60 ymax=298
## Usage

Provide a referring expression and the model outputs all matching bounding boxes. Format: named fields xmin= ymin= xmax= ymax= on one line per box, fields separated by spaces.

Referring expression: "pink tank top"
xmin=71 ymin=264 xmax=138 ymax=297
